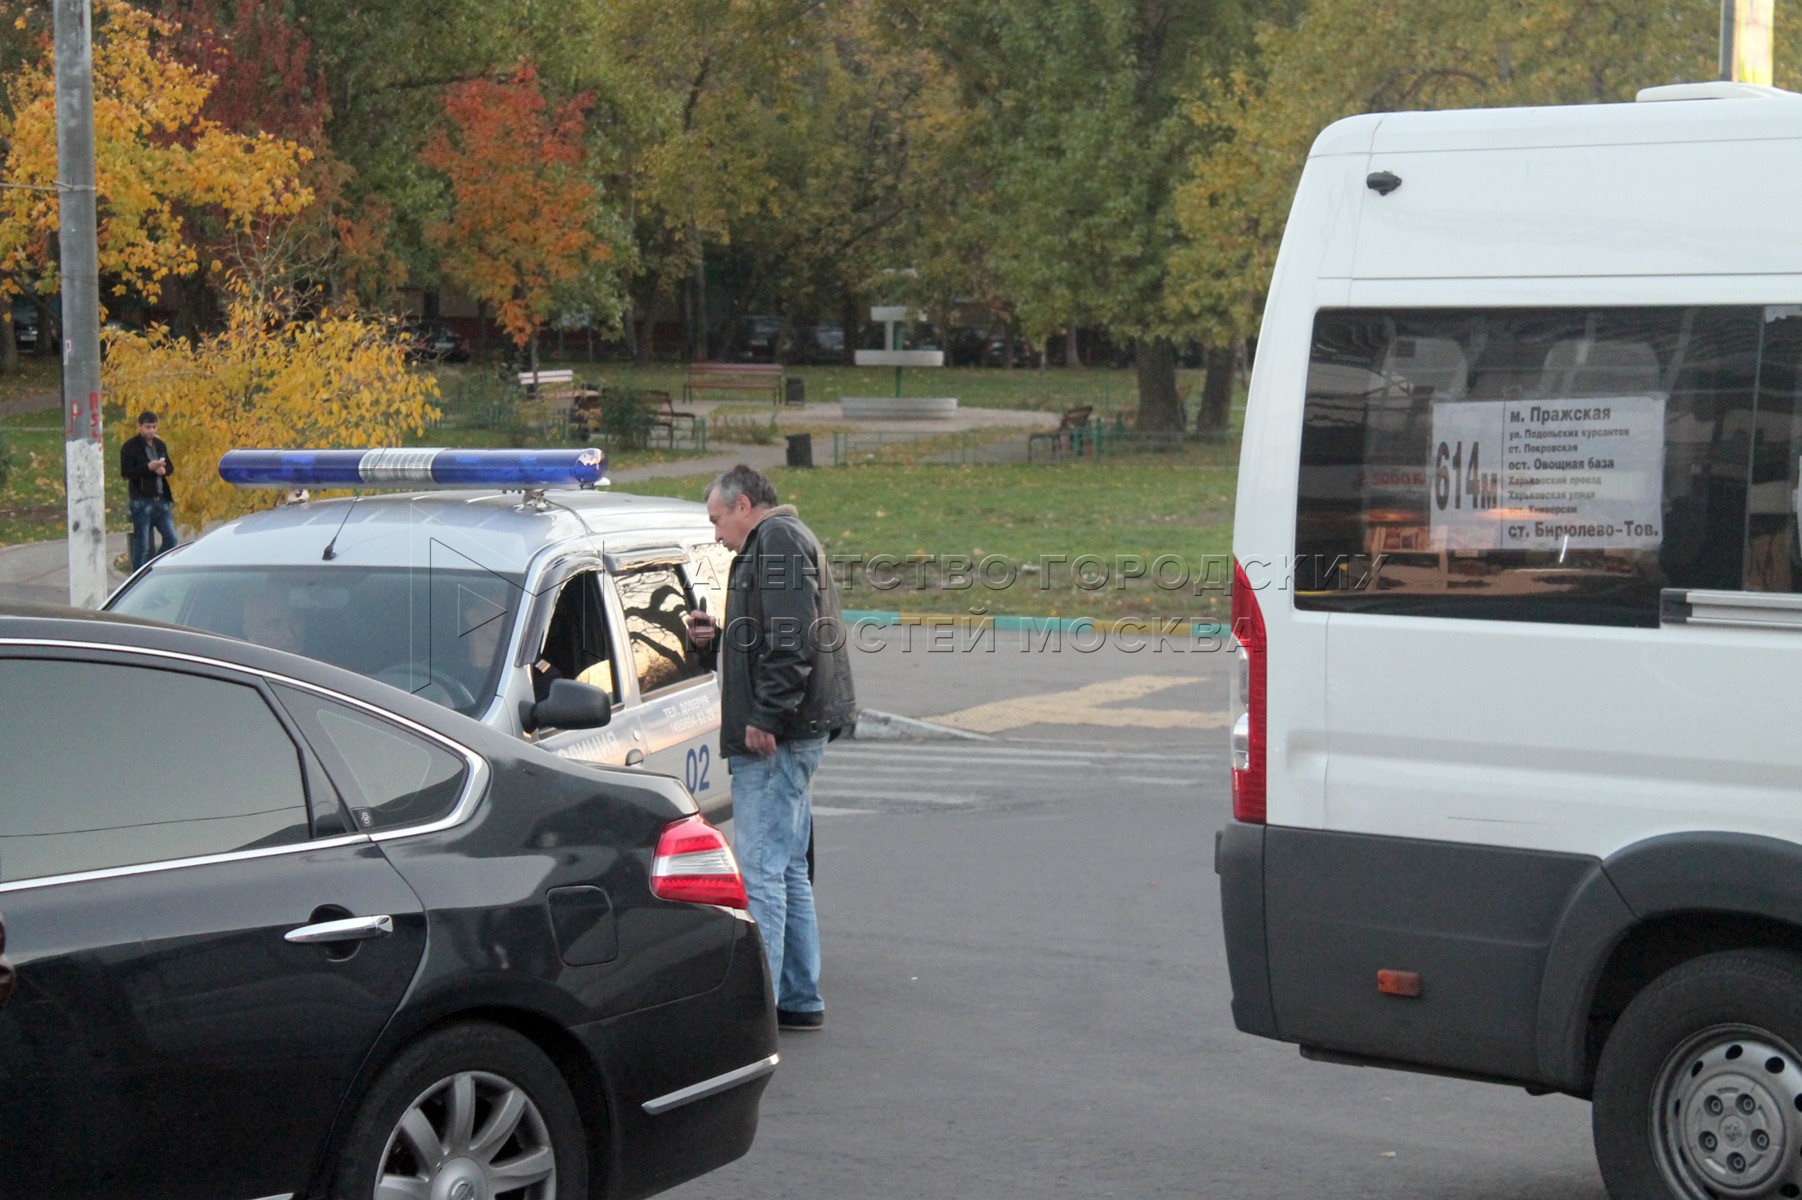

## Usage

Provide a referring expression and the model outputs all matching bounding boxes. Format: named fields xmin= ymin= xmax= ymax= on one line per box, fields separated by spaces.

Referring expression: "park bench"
xmin=1027 ymin=405 xmax=1095 ymax=462
xmin=573 ymin=387 xmax=702 ymax=449
xmin=517 ymin=368 xmax=599 ymax=407
xmin=682 ymin=362 xmax=785 ymax=406
xmin=635 ymin=389 xmax=698 ymax=445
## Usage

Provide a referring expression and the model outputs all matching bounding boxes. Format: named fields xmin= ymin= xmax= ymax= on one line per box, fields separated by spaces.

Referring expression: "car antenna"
xmin=321 ymin=493 xmax=362 ymax=561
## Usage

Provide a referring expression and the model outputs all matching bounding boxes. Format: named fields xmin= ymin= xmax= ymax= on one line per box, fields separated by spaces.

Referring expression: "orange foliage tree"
xmin=421 ymin=62 xmax=607 ymax=354
xmin=0 ymin=0 xmax=311 ymax=303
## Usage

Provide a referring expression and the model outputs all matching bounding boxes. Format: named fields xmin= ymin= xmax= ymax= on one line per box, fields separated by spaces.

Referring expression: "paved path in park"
xmin=0 ymin=391 xmax=57 ymax=420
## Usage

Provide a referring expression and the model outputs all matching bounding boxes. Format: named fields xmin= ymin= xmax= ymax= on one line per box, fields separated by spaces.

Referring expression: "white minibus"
xmin=1220 ymin=82 xmax=1802 ymax=1199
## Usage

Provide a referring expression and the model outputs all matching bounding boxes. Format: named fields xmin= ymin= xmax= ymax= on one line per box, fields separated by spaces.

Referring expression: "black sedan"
xmin=0 ymin=603 xmax=776 ymax=1200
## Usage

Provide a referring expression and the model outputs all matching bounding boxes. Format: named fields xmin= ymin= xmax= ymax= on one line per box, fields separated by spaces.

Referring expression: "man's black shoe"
xmin=777 ymin=1008 xmax=824 ymax=1031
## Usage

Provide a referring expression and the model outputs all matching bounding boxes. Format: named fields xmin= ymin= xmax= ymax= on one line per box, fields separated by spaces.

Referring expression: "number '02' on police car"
xmin=1221 ymin=84 xmax=1802 ymax=1200
xmin=105 ymin=447 xmax=731 ymax=818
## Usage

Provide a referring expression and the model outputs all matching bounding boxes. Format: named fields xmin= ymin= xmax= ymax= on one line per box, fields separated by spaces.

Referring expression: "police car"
xmin=105 ymin=448 xmax=732 ymax=816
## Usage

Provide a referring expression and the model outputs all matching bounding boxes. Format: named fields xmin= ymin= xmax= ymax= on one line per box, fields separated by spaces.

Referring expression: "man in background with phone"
xmin=120 ymin=410 xmax=177 ymax=570
xmin=686 ymin=463 xmax=856 ymax=1032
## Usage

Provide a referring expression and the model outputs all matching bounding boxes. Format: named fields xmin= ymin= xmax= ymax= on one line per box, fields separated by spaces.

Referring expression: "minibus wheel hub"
xmin=1656 ymin=1027 xmax=1802 ymax=1197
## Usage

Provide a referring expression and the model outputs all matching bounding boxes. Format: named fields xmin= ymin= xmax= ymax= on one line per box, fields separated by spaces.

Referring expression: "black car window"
xmin=614 ymin=563 xmax=705 ymax=696
xmin=0 ymin=657 xmax=309 ymax=883
xmin=275 ymin=686 xmax=468 ymax=832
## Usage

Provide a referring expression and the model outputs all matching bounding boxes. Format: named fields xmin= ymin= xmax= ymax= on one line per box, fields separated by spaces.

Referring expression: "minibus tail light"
xmin=1230 ymin=558 xmax=1267 ymax=823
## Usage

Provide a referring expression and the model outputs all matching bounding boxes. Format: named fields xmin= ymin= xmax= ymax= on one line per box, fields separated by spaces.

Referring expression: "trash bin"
xmin=785 ymin=432 xmax=814 ymax=468
xmin=784 ymin=377 xmax=806 ymax=407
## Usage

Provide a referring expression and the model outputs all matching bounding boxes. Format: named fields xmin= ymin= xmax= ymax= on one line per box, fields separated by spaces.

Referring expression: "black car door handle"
xmin=285 ymin=914 xmax=394 ymax=944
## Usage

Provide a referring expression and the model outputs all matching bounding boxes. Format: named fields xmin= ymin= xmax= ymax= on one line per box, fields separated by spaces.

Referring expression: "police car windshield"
xmin=108 ymin=565 xmax=524 ymax=718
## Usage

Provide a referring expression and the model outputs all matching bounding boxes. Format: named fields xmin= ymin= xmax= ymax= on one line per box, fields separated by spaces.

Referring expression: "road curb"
xmin=853 ymin=708 xmax=989 ymax=742
xmin=844 ymin=609 xmax=1227 ymax=638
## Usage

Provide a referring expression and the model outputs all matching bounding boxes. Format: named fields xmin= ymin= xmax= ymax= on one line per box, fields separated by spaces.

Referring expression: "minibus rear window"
xmin=1294 ymin=305 xmax=1785 ymax=626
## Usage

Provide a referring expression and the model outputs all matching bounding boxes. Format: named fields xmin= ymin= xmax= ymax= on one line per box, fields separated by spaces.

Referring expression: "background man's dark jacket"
xmin=700 ymin=506 xmax=856 ymax=757
xmin=119 ymin=436 xmax=175 ymax=504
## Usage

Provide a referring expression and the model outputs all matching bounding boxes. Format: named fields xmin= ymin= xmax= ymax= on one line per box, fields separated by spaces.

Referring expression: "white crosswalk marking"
xmin=806 ymin=739 xmax=1213 ymax=815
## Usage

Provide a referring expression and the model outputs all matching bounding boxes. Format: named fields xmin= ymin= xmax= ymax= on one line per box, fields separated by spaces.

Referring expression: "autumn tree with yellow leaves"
xmin=103 ymin=282 xmax=440 ymax=531
xmin=0 ymin=0 xmax=312 ymax=316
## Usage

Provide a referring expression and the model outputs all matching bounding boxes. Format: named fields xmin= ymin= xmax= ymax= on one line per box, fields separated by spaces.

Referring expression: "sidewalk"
xmin=0 ymin=533 xmax=131 ymax=605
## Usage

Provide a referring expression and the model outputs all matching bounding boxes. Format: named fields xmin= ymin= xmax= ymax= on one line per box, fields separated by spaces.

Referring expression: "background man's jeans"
xmin=730 ymin=736 xmax=827 ymax=1013
xmin=128 ymin=498 xmax=177 ymax=569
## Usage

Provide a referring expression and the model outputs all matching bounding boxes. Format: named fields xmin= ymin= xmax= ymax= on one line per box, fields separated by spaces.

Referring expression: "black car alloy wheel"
xmin=1594 ymin=950 xmax=1802 ymax=1200
xmin=334 ymin=1022 xmax=588 ymax=1200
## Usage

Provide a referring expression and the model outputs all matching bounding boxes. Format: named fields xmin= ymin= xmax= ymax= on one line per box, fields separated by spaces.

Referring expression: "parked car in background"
xmin=403 ymin=320 xmax=471 ymax=363
xmin=983 ymin=334 xmax=1036 ymax=368
xmin=10 ymin=304 xmax=38 ymax=353
xmin=797 ymin=321 xmax=845 ymax=363
xmin=0 ymin=601 xmax=776 ymax=1200
xmin=727 ymin=315 xmax=784 ymax=362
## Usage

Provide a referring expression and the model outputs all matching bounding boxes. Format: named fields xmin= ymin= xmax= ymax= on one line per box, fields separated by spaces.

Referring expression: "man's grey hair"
xmin=705 ymin=463 xmax=779 ymax=510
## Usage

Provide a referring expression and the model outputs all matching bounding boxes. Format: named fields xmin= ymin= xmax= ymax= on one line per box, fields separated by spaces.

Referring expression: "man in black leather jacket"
xmin=687 ymin=464 xmax=855 ymax=1031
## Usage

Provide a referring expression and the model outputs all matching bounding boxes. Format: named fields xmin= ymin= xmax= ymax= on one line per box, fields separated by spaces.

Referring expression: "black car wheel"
xmin=1593 ymin=950 xmax=1802 ymax=1200
xmin=333 ymin=1022 xmax=588 ymax=1200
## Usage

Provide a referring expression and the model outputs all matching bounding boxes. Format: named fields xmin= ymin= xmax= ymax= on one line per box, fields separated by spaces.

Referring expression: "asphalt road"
xmin=669 ymin=627 xmax=1608 ymax=1200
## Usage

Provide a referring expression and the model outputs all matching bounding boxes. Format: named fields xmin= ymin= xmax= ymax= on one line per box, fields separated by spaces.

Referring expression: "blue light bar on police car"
xmin=218 ymin=448 xmax=607 ymax=490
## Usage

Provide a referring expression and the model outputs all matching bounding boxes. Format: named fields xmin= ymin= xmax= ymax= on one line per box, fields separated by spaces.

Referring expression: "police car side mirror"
xmin=526 ymin=678 xmax=612 ymax=734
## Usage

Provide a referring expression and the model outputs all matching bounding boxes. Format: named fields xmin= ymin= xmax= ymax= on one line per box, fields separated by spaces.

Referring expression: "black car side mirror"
xmin=525 ymin=679 xmax=613 ymax=734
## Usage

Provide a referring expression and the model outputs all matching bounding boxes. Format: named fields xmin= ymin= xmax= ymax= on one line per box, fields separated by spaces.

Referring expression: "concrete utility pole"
xmin=1722 ymin=0 xmax=1776 ymax=85
xmin=53 ymin=0 xmax=106 ymax=608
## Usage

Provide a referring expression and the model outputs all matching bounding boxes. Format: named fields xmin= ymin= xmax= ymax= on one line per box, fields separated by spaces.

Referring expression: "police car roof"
xmin=165 ymin=488 xmax=712 ymax=570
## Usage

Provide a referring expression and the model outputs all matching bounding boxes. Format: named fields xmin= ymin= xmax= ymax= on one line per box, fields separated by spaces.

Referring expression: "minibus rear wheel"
xmin=1593 ymin=949 xmax=1802 ymax=1200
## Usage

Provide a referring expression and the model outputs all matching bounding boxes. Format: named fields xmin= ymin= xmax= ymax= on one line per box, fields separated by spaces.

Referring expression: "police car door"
xmin=520 ymin=557 xmax=640 ymax=769
xmin=606 ymin=551 xmax=726 ymax=819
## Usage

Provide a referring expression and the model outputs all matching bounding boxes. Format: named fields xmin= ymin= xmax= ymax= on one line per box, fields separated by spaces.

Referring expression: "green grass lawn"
xmin=625 ymin=443 xmax=1238 ymax=622
xmin=0 ymin=406 xmax=132 ymax=547
xmin=0 ymin=361 xmax=1238 ymax=621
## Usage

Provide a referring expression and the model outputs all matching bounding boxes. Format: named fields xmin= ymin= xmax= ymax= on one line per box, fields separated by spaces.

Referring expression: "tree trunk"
xmin=688 ymin=222 xmax=709 ymax=362
xmin=1 ymin=310 xmax=17 ymax=376
xmin=1196 ymin=345 xmax=1235 ymax=434
xmin=528 ymin=332 xmax=540 ymax=376
xmin=1134 ymin=337 xmax=1185 ymax=432
xmin=839 ymin=290 xmax=860 ymax=366
xmin=1065 ymin=326 xmax=1081 ymax=368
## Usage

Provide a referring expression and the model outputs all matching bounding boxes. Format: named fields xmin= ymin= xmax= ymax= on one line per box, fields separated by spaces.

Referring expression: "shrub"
xmin=596 ymin=388 xmax=660 ymax=450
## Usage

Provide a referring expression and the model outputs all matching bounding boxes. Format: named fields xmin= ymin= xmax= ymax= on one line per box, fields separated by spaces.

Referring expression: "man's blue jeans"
xmin=128 ymin=497 xmax=178 ymax=569
xmin=729 ymin=736 xmax=827 ymax=1013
